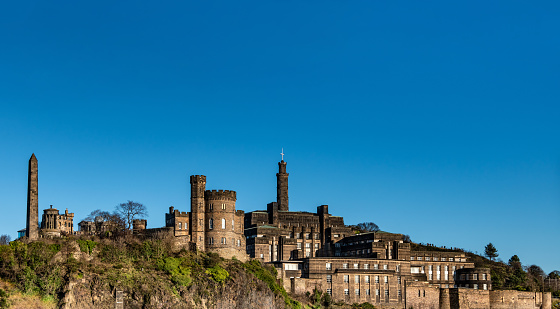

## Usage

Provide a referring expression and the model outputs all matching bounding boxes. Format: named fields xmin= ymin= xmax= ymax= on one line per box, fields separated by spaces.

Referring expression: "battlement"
xmin=190 ymin=175 xmax=207 ymax=182
xmin=205 ymin=189 xmax=237 ymax=201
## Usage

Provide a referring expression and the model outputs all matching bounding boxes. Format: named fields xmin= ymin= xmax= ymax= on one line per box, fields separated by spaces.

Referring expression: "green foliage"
xmin=206 ymin=266 xmax=229 ymax=284
xmin=484 ymin=243 xmax=498 ymax=261
xmin=242 ymin=259 xmax=301 ymax=309
xmin=157 ymin=257 xmax=192 ymax=287
xmin=0 ymin=288 xmax=9 ymax=308
xmin=76 ymin=239 xmax=97 ymax=255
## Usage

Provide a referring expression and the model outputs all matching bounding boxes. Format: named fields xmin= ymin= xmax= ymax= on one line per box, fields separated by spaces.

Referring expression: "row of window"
xmin=296 ymin=243 xmax=320 ymax=249
xmin=326 ymin=263 xmax=400 ymax=272
xmin=338 ymin=288 xmax=399 ymax=298
xmin=411 ymin=256 xmax=461 ymax=261
xmin=208 ymin=237 xmax=242 ymax=246
xmin=176 ymin=219 xmax=240 ymax=231
xmin=334 ymin=275 xmax=401 ymax=284
xmin=208 ymin=203 xmax=227 ymax=210
xmin=289 ymin=233 xmax=321 ymax=240
xmin=459 ymin=273 xmax=487 ymax=280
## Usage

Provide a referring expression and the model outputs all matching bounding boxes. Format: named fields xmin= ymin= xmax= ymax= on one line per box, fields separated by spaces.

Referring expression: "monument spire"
xmin=26 ymin=153 xmax=39 ymax=240
xmin=276 ymin=151 xmax=289 ymax=211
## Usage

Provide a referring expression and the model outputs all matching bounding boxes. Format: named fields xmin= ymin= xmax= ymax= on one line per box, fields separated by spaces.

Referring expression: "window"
xmin=374 ymin=264 xmax=379 ymax=270
xmin=209 ymin=218 xmax=214 ymax=229
xmin=434 ymin=257 xmax=438 ymax=261
xmin=411 ymin=257 xmax=415 ymax=260
xmin=355 ymin=275 xmax=360 ymax=284
xmin=365 ymin=276 xmax=370 ymax=283
xmin=209 ymin=203 xmax=213 ymax=210
xmin=366 ymin=289 xmax=370 ymax=295
xmin=221 ymin=237 xmax=226 ymax=244
xmin=445 ymin=266 xmax=449 ymax=271
xmin=449 ymin=258 xmax=454 ymax=261
xmin=260 ymin=254 xmax=264 ymax=258
xmin=482 ymin=273 xmax=487 ymax=280
xmin=334 ymin=234 xmax=339 ymax=238
xmin=417 ymin=257 xmax=422 ymax=261
xmin=473 ymin=284 xmax=478 ymax=290
xmin=384 ymin=276 xmax=388 ymax=283
xmin=314 ymin=243 xmax=319 ymax=249
xmin=221 ymin=218 xmax=226 ymax=229
xmin=305 ymin=251 xmax=310 ymax=257
xmin=483 ymin=284 xmax=488 ymax=290
xmin=398 ymin=290 xmax=402 ymax=297
xmin=178 ymin=222 xmax=182 ymax=230
xmin=384 ymin=289 xmax=389 ymax=297
xmin=396 ymin=265 xmax=400 ymax=272
xmin=221 ymin=203 xmax=225 ymax=210
xmin=383 ymin=264 xmax=388 ymax=270
xmin=314 ymin=233 xmax=319 ymax=240
xmin=442 ymin=257 xmax=446 ymax=261
xmin=297 ymin=243 xmax=302 ymax=249
xmin=209 ymin=237 xmax=214 ymax=245
xmin=429 ymin=274 xmax=433 ymax=280
xmin=355 ymin=289 xmax=360 ymax=295
xmin=344 ymin=275 xmax=349 ymax=283
xmin=326 ymin=289 xmax=332 ymax=295
xmin=344 ymin=289 xmax=349 ymax=295
xmin=397 ymin=276 xmax=401 ymax=284
xmin=437 ymin=273 xmax=441 ymax=280
xmin=418 ymin=290 xmax=421 ymax=297
xmin=232 ymin=220 xmax=234 ymax=230
xmin=343 ymin=263 xmax=349 ymax=269
xmin=305 ymin=243 xmax=310 ymax=248
xmin=296 ymin=233 xmax=300 ymax=239
xmin=376 ymin=289 xmax=380 ymax=296
xmin=354 ymin=263 xmax=359 ymax=269
xmin=305 ymin=233 xmax=310 ymax=239
xmin=423 ymin=290 xmax=426 ymax=297
xmin=437 ymin=265 xmax=441 ymax=271
xmin=364 ymin=264 xmax=369 ymax=270
xmin=429 ymin=265 xmax=433 ymax=271
xmin=375 ymin=276 xmax=379 ymax=283
xmin=473 ymin=274 xmax=478 ymax=280
xmin=326 ymin=275 xmax=332 ymax=283
xmin=426 ymin=257 xmax=430 ymax=261
xmin=326 ymin=263 xmax=332 ymax=270
xmin=237 ymin=239 xmax=241 ymax=247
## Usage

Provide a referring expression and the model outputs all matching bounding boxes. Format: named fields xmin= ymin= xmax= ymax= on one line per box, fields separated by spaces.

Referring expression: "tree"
xmin=403 ymin=234 xmax=412 ymax=243
xmin=548 ymin=270 xmax=560 ymax=279
xmin=0 ymin=235 xmax=10 ymax=245
xmin=484 ymin=243 xmax=498 ymax=261
xmin=355 ymin=222 xmax=380 ymax=233
xmin=84 ymin=209 xmax=126 ymax=233
xmin=116 ymin=200 xmax=148 ymax=230
xmin=509 ymin=255 xmax=522 ymax=270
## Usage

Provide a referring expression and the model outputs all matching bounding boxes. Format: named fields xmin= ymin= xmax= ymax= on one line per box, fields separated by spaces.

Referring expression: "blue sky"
xmin=0 ymin=1 xmax=558 ymax=273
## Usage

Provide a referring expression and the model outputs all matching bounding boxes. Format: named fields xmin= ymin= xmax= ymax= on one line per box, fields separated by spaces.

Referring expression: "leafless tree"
xmin=0 ymin=235 xmax=11 ymax=245
xmin=116 ymin=200 xmax=148 ymax=230
xmin=84 ymin=209 xmax=126 ymax=232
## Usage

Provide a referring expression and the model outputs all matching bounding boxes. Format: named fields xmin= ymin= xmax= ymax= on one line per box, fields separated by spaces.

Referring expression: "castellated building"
xmin=162 ymin=175 xmax=247 ymax=261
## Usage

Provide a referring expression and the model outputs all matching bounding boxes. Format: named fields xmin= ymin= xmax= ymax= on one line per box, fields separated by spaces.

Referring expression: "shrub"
xmin=206 ymin=266 xmax=229 ymax=284
xmin=76 ymin=240 xmax=97 ymax=255
xmin=0 ymin=288 xmax=9 ymax=308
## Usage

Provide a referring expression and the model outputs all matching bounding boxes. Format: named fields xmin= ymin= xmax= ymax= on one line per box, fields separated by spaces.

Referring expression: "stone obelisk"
xmin=26 ymin=153 xmax=39 ymax=240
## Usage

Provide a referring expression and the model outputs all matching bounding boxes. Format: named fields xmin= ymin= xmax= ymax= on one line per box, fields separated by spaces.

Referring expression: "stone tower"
xmin=277 ymin=160 xmax=289 ymax=211
xmin=26 ymin=153 xmax=39 ymax=240
xmin=190 ymin=175 xmax=206 ymax=251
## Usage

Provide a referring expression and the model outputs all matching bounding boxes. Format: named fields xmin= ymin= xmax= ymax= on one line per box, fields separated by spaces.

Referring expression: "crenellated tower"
xmin=190 ymin=175 xmax=206 ymax=251
xmin=277 ymin=160 xmax=289 ymax=211
xmin=26 ymin=153 xmax=39 ymax=240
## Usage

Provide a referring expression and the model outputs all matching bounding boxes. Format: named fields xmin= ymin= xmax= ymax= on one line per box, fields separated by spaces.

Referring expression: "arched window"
xmin=221 ymin=218 xmax=225 ymax=229
xmin=209 ymin=218 xmax=214 ymax=229
xmin=178 ymin=222 xmax=182 ymax=230
xmin=209 ymin=237 xmax=213 ymax=245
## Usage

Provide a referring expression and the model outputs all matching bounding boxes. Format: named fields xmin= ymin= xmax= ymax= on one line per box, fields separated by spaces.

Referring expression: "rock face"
xmin=61 ymin=269 xmax=285 ymax=309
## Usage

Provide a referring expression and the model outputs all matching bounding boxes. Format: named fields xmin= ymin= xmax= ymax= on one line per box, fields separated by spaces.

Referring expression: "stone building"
xmin=245 ymin=160 xmax=353 ymax=262
xmin=163 ymin=175 xmax=247 ymax=261
xmin=40 ymin=205 xmax=74 ymax=237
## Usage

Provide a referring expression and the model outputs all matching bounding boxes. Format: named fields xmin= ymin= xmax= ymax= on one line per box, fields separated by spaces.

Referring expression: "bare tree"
xmin=0 ymin=235 xmax=11 ymax=245
xmin=116 ymin=200 xmax=148 ymax=230
xmin=354 ymin=222 xmax=380 ymax=233
xmin=84 ymin=209 xmax=126 ymax=232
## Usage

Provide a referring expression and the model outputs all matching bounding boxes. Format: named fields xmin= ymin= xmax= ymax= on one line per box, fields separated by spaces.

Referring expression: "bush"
xmin=206 ymin=266 xmax=229 ymax=284
xmin=76 ymin=240 xmax=97 ymax=255
xmin=0 ymin=288 xmax=9 ymax=308
xmin=157 ymin=257 xmax=192 ymax=287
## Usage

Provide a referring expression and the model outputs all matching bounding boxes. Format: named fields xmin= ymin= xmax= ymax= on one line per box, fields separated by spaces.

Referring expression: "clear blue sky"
xmin=1 ymin=1 xmax=558 ymax=273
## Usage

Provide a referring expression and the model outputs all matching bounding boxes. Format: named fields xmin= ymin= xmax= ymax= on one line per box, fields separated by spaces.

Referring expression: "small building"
xmin=40 ymin=205 xmax=74 ymax=237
